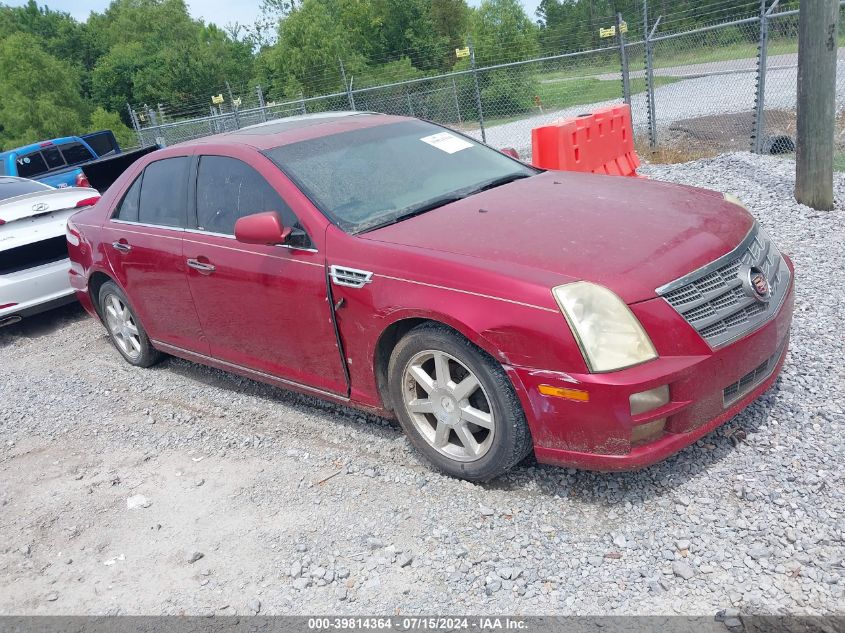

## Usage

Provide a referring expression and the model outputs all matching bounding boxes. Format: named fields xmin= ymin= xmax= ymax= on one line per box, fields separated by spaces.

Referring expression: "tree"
xmin=471 ymin=0 xmax=539 ymax=64
xmin=263 ymin=0 xmax=366 ymax=98
xmin=87 ymin=0 xmax=252 ymax=113
xmin=0 ymin=32 xmax=87 ymax=149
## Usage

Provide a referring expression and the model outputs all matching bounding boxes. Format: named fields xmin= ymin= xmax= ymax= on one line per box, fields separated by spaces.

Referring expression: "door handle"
xmin=187 ymin=258 xmax=216 ymax=274
xmin=111 ymin=241 xmax=131 ymax=253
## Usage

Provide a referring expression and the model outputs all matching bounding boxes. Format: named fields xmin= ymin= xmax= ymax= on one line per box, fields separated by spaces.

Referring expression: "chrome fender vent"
xmin=330 ymin=265 xmax=373 ymax=288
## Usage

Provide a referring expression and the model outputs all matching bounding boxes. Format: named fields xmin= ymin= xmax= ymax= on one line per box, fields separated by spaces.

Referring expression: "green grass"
xmin=537 ymin=75 xmax=678 ymax=110
xmin=476 ymin=75 xmax=681 ymax=129
xmin=833 ymin=153 xmax=845 ymax=173
xmin=536 ymin=33 xmax=845 ymax=84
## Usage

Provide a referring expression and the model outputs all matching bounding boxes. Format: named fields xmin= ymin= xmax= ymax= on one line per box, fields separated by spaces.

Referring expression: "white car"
xmin=0 ymin=176 xmax=99 ymax=327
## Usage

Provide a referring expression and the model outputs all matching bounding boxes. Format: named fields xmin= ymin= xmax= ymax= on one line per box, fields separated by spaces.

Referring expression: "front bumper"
xmin=0 ymin=258 xmax=76 ymax=324
xmin=510 ymin=257 xmax=795 ymax=472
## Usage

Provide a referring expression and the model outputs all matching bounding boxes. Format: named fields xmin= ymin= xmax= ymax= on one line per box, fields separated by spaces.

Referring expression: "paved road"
xmin=468 ymin=53 xmax=845 ymax=158
xmin=542 ymin=50 xmax=845 ymax=83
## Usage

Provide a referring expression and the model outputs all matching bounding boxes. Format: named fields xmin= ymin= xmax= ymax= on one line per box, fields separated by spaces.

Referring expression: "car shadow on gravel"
xmin=160 ymin=355 xmax=403 ymax=432
xmin=147 ymin=347 xmax=783 ymax=500
xmin=0 ymin=302 xmax=87 ymax=348
xmin=491 ymin=383 xmax=784 ymax=501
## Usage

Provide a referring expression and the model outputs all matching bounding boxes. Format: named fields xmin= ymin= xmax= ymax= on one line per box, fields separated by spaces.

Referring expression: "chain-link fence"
xmin=129 ymin=0 xmax=845 ymax=163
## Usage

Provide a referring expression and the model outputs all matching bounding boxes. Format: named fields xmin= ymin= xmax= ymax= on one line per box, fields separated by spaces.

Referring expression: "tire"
xmin=388 ymin=323 xmax=533 ymax=481
xmin=98 ymin=281 xmax=163 ymax=368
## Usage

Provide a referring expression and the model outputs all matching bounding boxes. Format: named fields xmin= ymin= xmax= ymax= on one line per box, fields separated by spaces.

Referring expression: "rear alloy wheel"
xmin=99 ymin=281 xmax=162 ymax=367
xmin=388 ymin=324 xmax=532 ymax=481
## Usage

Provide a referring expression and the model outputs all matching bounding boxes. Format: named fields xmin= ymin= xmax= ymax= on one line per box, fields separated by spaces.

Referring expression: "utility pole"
xmin=795 ymin=0 xmax=839 ymax=210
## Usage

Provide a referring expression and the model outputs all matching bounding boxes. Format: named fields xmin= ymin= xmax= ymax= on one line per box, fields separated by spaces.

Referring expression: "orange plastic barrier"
xmin=531 ymin=104 xmax=641 ymax=177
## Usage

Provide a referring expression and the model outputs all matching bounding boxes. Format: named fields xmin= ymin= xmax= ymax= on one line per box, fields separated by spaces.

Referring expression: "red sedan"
xmin=66 ymin=113 xmax=794 ymax=481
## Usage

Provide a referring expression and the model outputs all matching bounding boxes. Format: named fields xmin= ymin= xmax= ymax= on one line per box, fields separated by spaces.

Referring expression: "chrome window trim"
xmin=110 ymin=218 xmax=186 ymax=232
xmin=183 ymin=228 xmax=319 ymax=253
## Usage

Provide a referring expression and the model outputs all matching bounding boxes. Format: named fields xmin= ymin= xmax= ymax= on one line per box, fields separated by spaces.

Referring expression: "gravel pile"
xmin=0 ymin=153 xmax=842 ymax=616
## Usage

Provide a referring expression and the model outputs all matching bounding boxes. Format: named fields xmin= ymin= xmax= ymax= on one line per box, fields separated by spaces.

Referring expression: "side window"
xmin=16 ymin=152 xmax=48 ymax=178
xmin=114 ymin=174 xmax=143 ymax=222
xmin=60 ymin=142 xmax=95 ymax=166
xmin=195 ymin=155 xmax=311 ymax=247
xmin=138 ymin=157 xmax=190 ymax=228
xmin=42 ymin=146 xmax=66 ymax=170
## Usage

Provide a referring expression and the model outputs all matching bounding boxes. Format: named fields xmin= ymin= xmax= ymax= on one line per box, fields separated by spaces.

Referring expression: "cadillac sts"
xmin=66 ymin=113 xmax=794 ymax=481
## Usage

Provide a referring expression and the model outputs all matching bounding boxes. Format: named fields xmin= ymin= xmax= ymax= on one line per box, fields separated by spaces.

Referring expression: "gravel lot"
xmin=0 ymin=153 xmax=843 ymax=617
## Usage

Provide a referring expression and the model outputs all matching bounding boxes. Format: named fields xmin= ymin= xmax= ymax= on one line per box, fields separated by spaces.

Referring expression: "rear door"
xmin=102 ymin=155 xmax=207 ymax=353
xmin=183 ymin=153 xmax=347 ymax=395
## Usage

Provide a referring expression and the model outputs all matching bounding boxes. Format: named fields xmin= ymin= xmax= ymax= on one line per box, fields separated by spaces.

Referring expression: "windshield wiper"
xmin=354 ymin=193 xmax=466 ymax=234
xmin=469 ymin=172 xmax=533 ymax=195
xmin=352 ymin=172 xmax=533 ymax=234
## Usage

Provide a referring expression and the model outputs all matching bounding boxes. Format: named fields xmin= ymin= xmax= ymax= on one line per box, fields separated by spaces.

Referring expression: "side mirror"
xmin=234 ymin=211 xmax=291 ymax=245
xmin=500 ymin=147 xmax=520 ymax=159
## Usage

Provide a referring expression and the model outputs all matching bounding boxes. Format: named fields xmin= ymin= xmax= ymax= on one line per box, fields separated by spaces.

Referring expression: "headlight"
xmin=724 ymin=193 xmax=747 ymax=209
xmin=552 ymin=281 xmax=658 ymax=373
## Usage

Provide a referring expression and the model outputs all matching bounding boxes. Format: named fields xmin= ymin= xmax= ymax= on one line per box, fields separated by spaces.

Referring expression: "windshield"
xmin=264 ymin=120 xmax=537 ymax=233
xmin=0 ymin=177 xmax=51 ymax=202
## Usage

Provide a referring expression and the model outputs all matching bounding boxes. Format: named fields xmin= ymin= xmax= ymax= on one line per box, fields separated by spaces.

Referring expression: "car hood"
xmin=361 ymin=171 xmax=754 ymax=304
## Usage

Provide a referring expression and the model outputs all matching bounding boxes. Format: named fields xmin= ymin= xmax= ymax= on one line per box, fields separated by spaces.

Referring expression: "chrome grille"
xmin=656 ymin=224 xmax=790 ymax=348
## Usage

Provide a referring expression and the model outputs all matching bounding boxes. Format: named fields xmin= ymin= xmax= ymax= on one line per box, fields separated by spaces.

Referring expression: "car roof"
xmin=176 ymin=111 xmax=413 ymax=151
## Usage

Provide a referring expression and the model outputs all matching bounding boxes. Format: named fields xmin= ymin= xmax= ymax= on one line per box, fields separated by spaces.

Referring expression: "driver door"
xmin=183 ymin=153 xmax=347 ymax=396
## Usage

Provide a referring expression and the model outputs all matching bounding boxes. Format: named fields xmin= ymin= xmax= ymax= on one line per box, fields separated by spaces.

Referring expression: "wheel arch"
xmin=372 ymin=311 xmax=509 ymax=413
xmin=88 ymin=270 xmax=115 ymax=321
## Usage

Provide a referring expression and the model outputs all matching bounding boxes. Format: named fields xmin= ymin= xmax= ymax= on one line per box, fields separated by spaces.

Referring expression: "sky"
xmin=5 ymin=0 xmax=545 ymax=30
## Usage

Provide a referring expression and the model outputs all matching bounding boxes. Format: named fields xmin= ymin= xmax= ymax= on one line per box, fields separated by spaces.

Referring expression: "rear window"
xmin=115 ymin=175 xmax=142 ymax=222
xmin=83 ymin=131 xmax=119 ymax=157
xmin=0 ymin=177 xmax=51 ymax=202
xmin=60 ymin=142 xmax=94 ymax=166
xmin=138 ymin=157 xmax=189 ymax=228
xmin=42 ymin=146 xmax=66 ymax=170
xmin=16 ymin=152 xmax=48 ymax=178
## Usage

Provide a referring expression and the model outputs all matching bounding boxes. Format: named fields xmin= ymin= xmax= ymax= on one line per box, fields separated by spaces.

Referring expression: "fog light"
xmin=629 ymin=385 xmax=669 ymax=415
xmin=631 ymin=418 xmax=666 ymax=445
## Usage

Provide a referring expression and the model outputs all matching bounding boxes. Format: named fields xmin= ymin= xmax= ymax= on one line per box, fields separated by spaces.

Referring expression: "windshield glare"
xmin=265 ymin=120 xmax=536 ymax=233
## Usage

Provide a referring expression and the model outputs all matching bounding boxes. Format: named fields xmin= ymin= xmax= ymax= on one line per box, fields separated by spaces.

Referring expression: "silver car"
xmin=0 ymin=176 xmax=99 ymax=327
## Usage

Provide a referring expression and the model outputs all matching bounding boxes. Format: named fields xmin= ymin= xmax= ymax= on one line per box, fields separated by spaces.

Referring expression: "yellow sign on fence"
xmin=455 ymin=46 xmax=470 ymax=58
xmin=211 ymin=94 xmax=224 ymax=105
xmin=599 ymin=21 xmax=627 ymax=38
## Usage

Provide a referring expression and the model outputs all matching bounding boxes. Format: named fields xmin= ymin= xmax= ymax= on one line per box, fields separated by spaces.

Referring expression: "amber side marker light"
xmin=538 ymin=385 xmax=589 ymax=402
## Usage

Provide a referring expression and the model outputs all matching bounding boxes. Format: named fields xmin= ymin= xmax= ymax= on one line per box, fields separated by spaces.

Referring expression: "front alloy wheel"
xmin=388 ymin=323 xmax=533 ymax=481
xmin=402 ymin=350 xmax=495 ymax=462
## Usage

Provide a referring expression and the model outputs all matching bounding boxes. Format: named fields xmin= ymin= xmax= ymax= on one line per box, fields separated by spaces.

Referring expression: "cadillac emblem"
xmin=747 ymin=267 xmax=771 ymax=301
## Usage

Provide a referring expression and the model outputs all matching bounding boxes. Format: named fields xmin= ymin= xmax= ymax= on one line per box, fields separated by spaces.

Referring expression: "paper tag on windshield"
xmin=420 ymin=132 xmax=474 ymax=154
